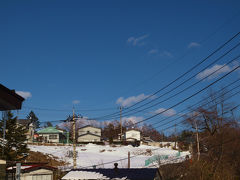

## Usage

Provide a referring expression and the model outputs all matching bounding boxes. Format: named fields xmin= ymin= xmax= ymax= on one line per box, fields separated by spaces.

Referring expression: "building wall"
xmin=7 ymin=169 xmax=54 ymax=180
xmin=125 ymin=130 xmax=140 ymax=141
xmin=22 ymin=169 xmax=53 ymax=180
xmin=78 ymin=126 xmax=101 ymax=136
xmin=78 ymin=134 xmax=101 ymax=142
xmin=39 ymin=134 xmax=60 ymax=143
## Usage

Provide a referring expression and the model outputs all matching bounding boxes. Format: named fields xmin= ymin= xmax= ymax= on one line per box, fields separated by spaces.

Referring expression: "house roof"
xmin=126 ymin=129 xmax=140 ymax=133
xmin=66 ymin=168 xmax=159 ymax=180
xmin=7 ymin=164 xmax=57 ymax=173
xmin=37 ymin=127 xmax=63 ymax=134
xmin=0 ymin=84 xmax=24 ymax=110
xmin=78 ymin=132 xmax=101 ymax=138
xmin=62 ymin=171 xmax=108 ymax=179
xmin=78 ymin=125 xmax=101 ymax=130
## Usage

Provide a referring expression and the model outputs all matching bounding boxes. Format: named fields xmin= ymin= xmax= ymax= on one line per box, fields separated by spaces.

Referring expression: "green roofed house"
xmin=37 ymin=127 xmax=67 ymax=143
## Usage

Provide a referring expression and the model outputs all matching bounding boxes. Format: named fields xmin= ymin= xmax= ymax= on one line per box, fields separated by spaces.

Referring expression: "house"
xmin=77 ymin=125 xmax=101 ymax=143
xmin=0 ymin=84 xmax=25 ymax=111
xmin=123 ymin=129 xmax=141 ymax=144
xmin=0 ymin=84 xmax=24 ymax=180
xmin=37 ymin=127 xmax=66 ymax=143
xmin=61 ymin=164 xmax=161 ymax=180
xmin=16 ymin=119 xmax=35 ymax=143
xmin=6 ymin=163 xmax=56 ymax=180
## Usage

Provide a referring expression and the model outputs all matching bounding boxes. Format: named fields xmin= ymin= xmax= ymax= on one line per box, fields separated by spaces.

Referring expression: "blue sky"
xmin=1 ymin=0 xmax=240 ymax=132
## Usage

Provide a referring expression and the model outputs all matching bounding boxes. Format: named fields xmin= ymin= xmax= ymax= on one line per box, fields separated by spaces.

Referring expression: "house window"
xmin=49 ymin=135 xmax=57 ymax=139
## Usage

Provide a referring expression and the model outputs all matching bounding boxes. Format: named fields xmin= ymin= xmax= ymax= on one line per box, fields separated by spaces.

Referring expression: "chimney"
xmin=114 ymin=163 xmax=118 ymax=173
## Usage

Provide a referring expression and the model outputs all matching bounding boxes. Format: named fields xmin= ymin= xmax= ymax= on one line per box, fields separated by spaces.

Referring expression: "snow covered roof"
xmin=126 ymin=129 xmax=140 ymax=133
xmin=62 ymin=171 xmax=109 ymax=180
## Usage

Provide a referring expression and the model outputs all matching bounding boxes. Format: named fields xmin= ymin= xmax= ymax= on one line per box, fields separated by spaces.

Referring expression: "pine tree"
xmin=0 ymin=111 xmax=29 ymax=161
xmin=26 ymin=110 xmax=40 ymax=129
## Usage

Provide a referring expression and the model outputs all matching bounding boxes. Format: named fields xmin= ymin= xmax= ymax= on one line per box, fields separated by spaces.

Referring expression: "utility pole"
xmin=120 ymin=106 xmax=123 ymax=141
xmin=72 ymin=108 xmax=77 ymax=169
xmin=194 ymin=119 xmax=200 ymax=161
xmin=128 ymin=151 xmax=130 ymax=168
xmin=174 ymin=124 xmax=177 ymax=149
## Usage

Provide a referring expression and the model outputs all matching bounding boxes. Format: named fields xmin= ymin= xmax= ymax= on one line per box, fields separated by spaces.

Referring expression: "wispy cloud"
xmin=188 ymin=42 xmax=200 ymax=49
xmin=16 ymin=91 xmax=32 ymax=99
xmin=127 ymin=34 xmax=149 ymax=46
xmin=72 ymin=100 xmax=80 ymax=104
xmin=196 ymin=63 xmax=238 ymax=80
xmin=116 ymin=93 xmax=151 ymax=107
xmin=148 ymin=49 xmax=158 ymax=54
xmin=159 ymin=51 xmax=173 ymax=58
xmin=153 ymin=108 xmax=176 ymax=117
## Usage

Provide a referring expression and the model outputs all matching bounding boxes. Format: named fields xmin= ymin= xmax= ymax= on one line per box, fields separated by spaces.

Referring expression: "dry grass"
xmin=24 ymin=151 xmax=68 ymax=167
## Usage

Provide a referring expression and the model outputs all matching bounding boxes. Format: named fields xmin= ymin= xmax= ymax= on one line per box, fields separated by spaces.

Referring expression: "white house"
xmin=77 ymin=125 xmax=101 ymax=143
xmin=124 ymin=129 xmax=141 ymax=142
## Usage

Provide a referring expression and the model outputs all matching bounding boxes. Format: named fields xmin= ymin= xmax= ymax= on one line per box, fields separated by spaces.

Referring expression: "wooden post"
xmin=128 ymin=151 xmax=130 ymax=168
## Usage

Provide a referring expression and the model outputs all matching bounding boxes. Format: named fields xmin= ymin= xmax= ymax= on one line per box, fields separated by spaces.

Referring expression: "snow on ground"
xmin=29 ymin=144 xmax=190 ymax=169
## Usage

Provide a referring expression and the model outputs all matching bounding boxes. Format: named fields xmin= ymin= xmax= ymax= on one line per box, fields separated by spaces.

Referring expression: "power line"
xmin=95 ymin=45 xmax=240 ymax=121
xmin=93 ymin=54 xmax=240 ymax=121
xmin=102 ymin=11 xmax=240 ymax=113
xmin=91 ymin=31 xmax=240 ymax=120
xmin=123 ymin=65 xmax=239 ymax=128
xmin=22 ymin=106 xmax=117 ymax=112
xmin=153 ymin=85 xmax=240 ymax=131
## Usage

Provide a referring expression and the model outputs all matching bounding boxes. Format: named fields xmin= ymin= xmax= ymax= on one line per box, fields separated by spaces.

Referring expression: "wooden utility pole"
xmin=174 ymin=124 xmax=177 ymax=149
xmin=128 ymin=151 xmax=130 ymax=168
xmin=73 ymin=108 xmax=77 ymax=169
xmin=120 ymin=106 xmax=122 ymax=141
xmin=194 ymin=119 xmax=200 ymax=161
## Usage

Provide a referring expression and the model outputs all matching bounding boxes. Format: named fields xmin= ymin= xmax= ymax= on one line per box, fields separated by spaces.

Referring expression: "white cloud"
xmin=188 ymin=42 xmax=200 ymax=48
xmin=127 ymin=34 xmax=149 ymax=46
xmin=196 ymin=64 xmax=233 ymax=80
xmin=148 ymin=49 xmax=158 ymax=54
xmin=116 ymin=93 xmax=150 ymax=107
xmin=122 ymin=116 xmax=144 ymax=124
xmin=16 ymin=91 xmax=32 ymax=99
xmin=72 ymin=100 xmax=80 ymax=104
xmin=154 ymin=108 xmax=176 ymax=117
xmin=159 ymin=51 xmax=173 ymax=58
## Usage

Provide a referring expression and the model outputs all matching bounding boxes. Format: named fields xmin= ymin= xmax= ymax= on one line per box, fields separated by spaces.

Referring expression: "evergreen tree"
xmin=26 ymin=111 xmax=40 ymax=129
xmin=46 ymin=121 xmax=53 ymax=127
xmin=0 ymin=111 xmax=29 ymax=161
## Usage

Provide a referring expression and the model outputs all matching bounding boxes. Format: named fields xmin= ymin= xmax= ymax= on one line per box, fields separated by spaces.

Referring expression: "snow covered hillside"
xmin=29 ymin=144 xmax=190 ymax=169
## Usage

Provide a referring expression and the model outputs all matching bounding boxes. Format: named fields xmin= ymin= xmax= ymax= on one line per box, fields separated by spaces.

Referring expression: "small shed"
xmin=6 ymin=164 xmax=56 ymax=180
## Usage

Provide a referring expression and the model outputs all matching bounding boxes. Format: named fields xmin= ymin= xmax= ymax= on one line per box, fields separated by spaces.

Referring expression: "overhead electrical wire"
xmin=91 ymin=31 xmax=240 ymax=120
xmin=92 ymin=45 xmax=240 ymax=121
xmin=37 ymin=65 xmax=240 ymax=130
